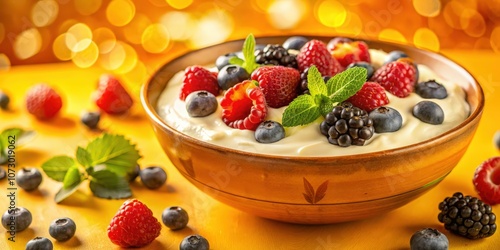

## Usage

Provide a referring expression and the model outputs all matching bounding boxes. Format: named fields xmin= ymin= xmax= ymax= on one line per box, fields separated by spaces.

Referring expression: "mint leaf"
xmin=228 ymin=57 xmax=244 ymax=66
xmin=242 ymin=33 xmax=258 ymax=73
xmin=42 ymin=156 xmax=76 ymax=182
xmin=318 ymin=96 xmax=335 ymax=117
xmin=55 ymin=179 xmax=83 ymax=203
xmin=307 ymin=66 xmax=327 ymax=97
xmin=0 ymin=128 xmax=35 ymax=164
xmin=90 ymin=170 xmax=132 ymax=199
xmin=327 ymin=67 xmax=367 ymax=103
xmin=63 ymin=165 xmax=83 ymax=189
xmin=282 ymin=95 xmax=321 ymax=127
xmin=76 ymin=146 xmax=92 ymax=167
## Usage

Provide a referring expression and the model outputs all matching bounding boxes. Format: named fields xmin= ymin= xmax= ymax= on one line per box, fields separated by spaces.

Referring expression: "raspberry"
xmin=296 ymin=40 xmax=343 ymax=77
xmin=25 ymin=84 xmax=62 ymax=119
xmin=107 ymin=199 xmax=161 ymax=248
xmin=371 ymin=59 xmax=417 ymax=98
xmin=180 ymin=66 xmax=219 ymax=100
xmin=93 ymin=74 xmax=133 ymax=114
xmin=473 ymin=157 xmax=500 ymax=205
xmin=251 ymin=66 xmax=300 ymax=108
xmin=220 ymin=80 xmax=267 ymax=131
xmin=347 ymin=82 xmax=389 ymax=112
xmin=330 ymin=40 xmax=371 ymax=68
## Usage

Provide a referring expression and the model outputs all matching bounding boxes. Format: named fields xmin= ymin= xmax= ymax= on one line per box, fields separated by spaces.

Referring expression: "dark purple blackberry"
xmin=255 ymin=44 xmax=297 ymax=68
xmin=320 ymin=102 xmax=374 ymax=147
xmin=438 ymin=192 xmax=497 ymax=239
xmin=299 ymin=67 xmax=331 ymax=95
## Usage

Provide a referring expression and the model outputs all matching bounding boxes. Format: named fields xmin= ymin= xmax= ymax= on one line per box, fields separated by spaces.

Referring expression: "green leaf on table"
xmin=282 ymin=95 xmax=320 ymax=127
xmin=89 ymin=170 xmax=132 ymax=199
xmin=0 ymin=128 xmax=35 ymax=164
xmin=41 ymin=156 xmax=76 ymax=182
xmin=326 ymin=67 xmax=367 ymax=103
xmin=76 ymin=146 xmax=92 ymax=167
xmin=54 ymin=178 xmax=83 ymax=203
xmin=63 ymin=165 xmax=83 ymax=189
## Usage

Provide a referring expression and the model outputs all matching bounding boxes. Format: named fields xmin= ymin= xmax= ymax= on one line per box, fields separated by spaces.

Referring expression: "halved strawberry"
xmin=473 ymin=157 xmax=500 ymax=205
xmin=251 ymin=66 xmax=300 ymax=108
xmin=330 ymin=41 xmax=371 ymax=68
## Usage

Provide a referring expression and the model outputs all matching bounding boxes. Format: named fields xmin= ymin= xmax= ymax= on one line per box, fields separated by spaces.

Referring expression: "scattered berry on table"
xmin=412 ymin=101 xmax=444 ymax=125
xmin=371 ymin=59 xmax=417 ymax=98
xmin=139 ymin=166 xmax=167 ymax=189
xmin=162 ymin=206 xmax=189 ymax=230
xmin=180 ymin=66 xmax=219 ymax=101
xmin=438 ymin=192 xmax=497 ymax=239
xmin=255 ymin=44 xmax=298 ymax=68
xmin=127 ymin=164 xmax=141 ymax=182
xmin=346 ymin=62 xmax=374 ymax=80
xmin=93 ymin=74 xmax=133 ymax=114
xmin=415 ymin=80 xmax=448 ymax=99
xmin=1 ymin=207 xmax=32 ymax=232
xmin=369 ymin=107 xmax=403 ymax=133
xmin=180 ymin=234 xmax=210 ymax=250
xmin=473 ymin=157 xmax=500 ymax=205
xmin=220 ymin=80 xmax=267 ymax=131
xmin=0 ymin=90 xmax=10 ymax=110
xmin=282 ymin=36 xmax=309 ymax=50
xmin=494 ymin=131 xmax=500 ymax=150
xmin=107 ymin=199 xmax=161 ymax=248
xmin=329 ymin=40 xmax=371 ymax=68
xmin=347 ymin=82 xmax=389 ymax=112
xmin=255 ymin=120 xmax=286 ymax=143
xmin=217 ymin=65 xmax=250 ymax=90
xmin=80 ymin=111 xmax=101 ymax=129
xmin=49 ymin=217 xmax=76 ymax=242
xmin=384 ymin=50 xmax=408 ymax=64
xmin=215 ymin=52 xmax=237 ymax=70
xmin=320 ymin=102 xmax=374 ymax=147
xmin=326 ymin=37 xmax=353 ymax=51
xmin=26 ymin=237 xmax=53 ymax=250
xmin=409 ymin=228 xmax=448 ymax=250
xmin=251 ymin=65 xmax=300 ymax=108
xmin=16 ymin=167 xmax=42 ymax=192
xmin=297 ymin=39 xmax=343 ymax=77
xmin=25 ymin=84 xmax=62 ymax=120
xmin=185 ymin=91 xmax=218 ymax=117
xmin=0 ymin=167 xmax=6 ymax=180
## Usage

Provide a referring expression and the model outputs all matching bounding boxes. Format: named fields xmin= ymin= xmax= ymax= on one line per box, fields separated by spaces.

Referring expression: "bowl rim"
xmin=141 ymin=35 xmax=485 ymax=161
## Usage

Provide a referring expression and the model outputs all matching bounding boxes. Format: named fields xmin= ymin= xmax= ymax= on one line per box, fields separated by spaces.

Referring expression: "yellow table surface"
xmin=1 ymin=49 xmax=500 ymax=249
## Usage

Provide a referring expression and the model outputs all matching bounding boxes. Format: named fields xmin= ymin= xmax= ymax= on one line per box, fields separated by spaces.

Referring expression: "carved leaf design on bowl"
xmin=302 ymin=177 xmax=329 ymax=204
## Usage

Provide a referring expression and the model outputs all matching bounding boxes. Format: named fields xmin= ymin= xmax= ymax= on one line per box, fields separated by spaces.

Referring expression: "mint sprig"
xmin=228 ymin=33 xmax=259 ymax=74
xmin=282 ymin=66 xmax=367 ymax=127
xmin=41 ymin=133 xmax=141 ymax=203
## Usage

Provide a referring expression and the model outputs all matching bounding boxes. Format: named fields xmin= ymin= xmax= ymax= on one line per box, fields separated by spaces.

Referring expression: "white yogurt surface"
xmin=156 ymin=50 xmax=470 ymax=156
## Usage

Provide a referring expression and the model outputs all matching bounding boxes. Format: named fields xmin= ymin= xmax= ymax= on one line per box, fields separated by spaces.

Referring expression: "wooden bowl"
xmin=141 ymin=36 xmax=484 ymax=224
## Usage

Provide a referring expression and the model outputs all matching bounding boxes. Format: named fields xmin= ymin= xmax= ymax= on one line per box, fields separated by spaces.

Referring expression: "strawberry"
xmin=220 ymin=80 xmax=267 ymax=130
xmin=180 ymin=66 xmax=219 ymax=100
xmin=296 ymin=40 xmax=343 ymax=77
xmin=347 ymin=82 xmax=389 ymax=112
xmin=330 ymin=41 xmax=371 ymax=68
xmin=473 ymin=157 xmax=500 ymax=205
xmin=370 ymin=59 xmax=417 ymax=98
xmin=93 ymin=74 xmax=133 ymax=114
xmin=251 ymin=66 xmax=300 ymax=108
xmin=107 ymin=199 xmax=161 ymax=248
xmin=26 ymin=84 xmax=62 ymax=120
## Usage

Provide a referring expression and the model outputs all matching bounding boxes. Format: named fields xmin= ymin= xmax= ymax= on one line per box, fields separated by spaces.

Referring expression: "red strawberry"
xmin=347 ymin=82 xmax=389 ymax=112
xmin=93 ymin=74 xmax=133 ymax=114
xmin=296 ymin=40 xmax=343 ymax=77
xmin=370 ymin=59 xmax=417 ymax=98
xmin=330 ymin=41 xmax=371 ymax=68
xmin=251 ymin=66 xmax=300 ymax=108
xmin=473 ymin=157 xmax=500 ymax=205
xmin=220 ymin=80 xmax=267 ymax=130
xmin=107 ymin=199 xmax=161 ymax=248
xmin=26 ymin=84 xmax=62 ymax=120
xmin=180 ymin=66 xmax=219 ymax=100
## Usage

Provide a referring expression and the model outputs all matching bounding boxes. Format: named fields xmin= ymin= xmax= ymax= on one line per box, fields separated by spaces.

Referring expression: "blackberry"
xmin=438 ymin=192 xmax=497 ymax=239
xmin=320 ymin=102 xmax=374 ymax=147
xmin=255 ymin=44 xmax=297 ymax=68
xmin=299 ymin=67 xmax=331 ymax=95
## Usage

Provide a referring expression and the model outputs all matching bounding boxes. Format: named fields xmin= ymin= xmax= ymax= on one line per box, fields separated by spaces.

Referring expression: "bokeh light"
xmin=316 ymin=0 xmax=347 ymax=28
xmin=443 ymin=1 xmax=466 ymax=30
xmin=53 ymin=33 xmax=73 ymax=61
xmin=13 ymin=28 xmax=42 ymax=60
xmin=378 ymin=29 xmax=407 ymax=44
xmin=413 ymin=28 xmax=440 ymax=51
xmin=335 ymin=12 xmax=363 ymax=37
xmin=113 ymin=42 xmax=138 ymax=74
xmin=491 ymin=26 xmax=500 ymax=53
xmin=0 ymin=54 xmax=11 ymax=71
xmin=267 ymin=0 xmax=305 ymax=30
xmin=166 ymin=0 xmax=193 ymax=10
xmin=99 ymin=41 xmax=126 ymax=70
xmin=460 ymin=9 xmax=486 ymax=38
xmin=188 ymin=9 xmax=233 ymax=48
xmin=160 ymin=11 xmax=195 ymax=41
xmin=93 ymin=27 xmax=117 ymax=54
xmin=74 ymin=0 xmax=102 ymax=16
xmin=106 ymin=0 xmax=136 ymax=27
xmin=141 ymin=24 xmax=170 ymax=53
xmin=0 ymin=23 xmax=5 ymax=45
xmin=31 ymin=0 xmax=59 ymax=27
xmin=412 ymin=0 xmax=441 ymax=17
xmin=66 ymin=23 xmax=93 ymax=52
xmin=72 ymin=41 xmax=99 ymax=68
xmin=124 ymin=14 xmax=152 ymax=45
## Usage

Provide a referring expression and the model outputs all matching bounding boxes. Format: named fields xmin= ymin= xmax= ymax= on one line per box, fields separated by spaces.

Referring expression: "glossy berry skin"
xmin=297 ymin=40 xmax=343 ymax=77
xmin=415 ymin=80 xmax=448 ymax=99
xmin=371 ymin=60 xmax=417 ymax=98
xmin=346 ymin=62 xmax=374 ymax=80
xmin=410 ymin=228 xmax=449 ymax=250
xmin=283 ymin=36 xmax=309 ymax=50
xmin=220 ymin=80 xmax=267 ymax=131
xmin=180 ymin=234 xmax=210 ymax=250
xmin=2 ymin=207 xmax=32 ymax=232
xmin=251 ymin=66 xmax=300 ymax=108
xmin=162 ymin=206 xmax=189 ymax=230
xmin=107 ymin=199 xmax=161 ymax=248
xmin=16 ymin=167 xmax=42 ymax=192
xmin=0 ymin=90 xmax=10 ymax=110
xmin=180 ymin=66 xmax=219 ymax=101
xmin=49 ymin=217 xmax=76 ymax=242
xmin=473 ymin=157 xmax=500 ymax=205
xmin=26 ymin=237 xmax=53 ymax=250
xmin=185 ymin=91 xmax=218 ymax=117
xmin=254 ymin=120 xmax=285 ymax=143
xmin=26 ymin=84 xmax=62 ymax=119
xmin=329 ymin=40 xmax=371 ymax=68
xmin=127 ymin=164 xmax=140 ymax=182
xmin=347 ymin=82 xmax=389 ymax=112
xmin=326 ymin=37 xmax=353 ymax=51
xmin=215 ymin=52 xmax=237 ymax=70
xmin=80 ymin=111 xmax=101 ymax=129
xmin=384 ymin=50 xmax=408 ymax=64
xmin=217 ymin=65 xmax=250 ymax=90
xmin=139 ymin=166 xmax=167 ymax=189
xmin=412 ymin=101 xmax=444 ymax=125
xmin=369 ymin=107 xmax=403 ymax=133
xmin=93 ymin=74 xmax=133 ymax=114
xmin=494 ymin=131 xmax=500 ymax=150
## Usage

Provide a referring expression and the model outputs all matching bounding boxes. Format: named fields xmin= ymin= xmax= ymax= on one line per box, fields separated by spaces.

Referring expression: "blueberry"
xmin=415 ymin=80 xmax=448 ymax=99
xmin=81 ymin=111 xmax=101 ymax=129
xmin=185 ymin=91 xmax=218 ymax=117
xmin=215 ymin=53 xmax=237 ymax=70
xmin=410 ymin=228 xmax=449 ymax=250
xmin=217 ymin=65 xmax=250 ymax=90
xmin=2 ymin=207 xmax=32 ymax=232
xmin=26 ymin=237 xmax=53 ymax=250
xmin=49 ymin=217 xmax=76 ymax=242
xmin=346 ymin=62 xmax=375 ymax=80
xmin=127 ymin=164 xmax=140 ymax=182
xmin=327 ymin=37 xmax=353 ymax=49
xmin=412 ymin=101 xmax=444 ymax=125
xmin=180 ymin=234 xmax=210 ymax=250
xmin=282 ymin=36 xmax=308 ymax=50
xmin=494 ymin=130 xmax=500 ymax=150
xmin=368 ymin=107 xmax=403 ymax=133
xmin=254 ymin=120 xmax=285 ymax=143
xmin=384 ymin=50 xmax=408 ymax=64
xmin=0 ymin=167 xmax=5 ymax=180
xmin=0 ymin=90 xmax=10 ymax=110
xmin=16 ymin=167 xmax=42 ymax=191
xmin=162 ymin=206 xmax=189 ymax=230
xmin=139 ymin=166 xmax=167 ymax=189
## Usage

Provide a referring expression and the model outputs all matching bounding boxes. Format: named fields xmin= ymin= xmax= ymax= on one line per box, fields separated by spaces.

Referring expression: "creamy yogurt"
xmin=156 ymin=50 xmax=470 ymax=156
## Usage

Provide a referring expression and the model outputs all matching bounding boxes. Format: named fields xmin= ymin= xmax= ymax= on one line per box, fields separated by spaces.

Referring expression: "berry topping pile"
xmin=255 ymin=44 xmax=298 ymax=68
xmin=371 ymin=58 xmax=418 ymax=98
